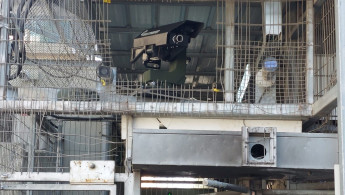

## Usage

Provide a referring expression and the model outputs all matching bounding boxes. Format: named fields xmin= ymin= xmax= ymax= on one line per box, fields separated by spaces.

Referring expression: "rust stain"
xmin=83 ymin=178 xmax=108 ymax=183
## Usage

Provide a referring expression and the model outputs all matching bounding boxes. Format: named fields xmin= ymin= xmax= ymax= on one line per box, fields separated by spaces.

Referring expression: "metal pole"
xmin=224 ymin=0 xmax=235 ymax=102
xmin=306 ymin=0 xmax=314 ymax=105
xmin=124 ymin=172 xmax=141 ymax=195
xmin=55 ymin=120 xmax=63 ymax=195
xmin=102 ymin=121 xmax=111 ymax=160
xmin=102 ymin=121 xmax=111 ymax=195
xmin=203 ymin=179 xmax=248 ymax=193
xmin=56 ymin=120 xmax=63 ymax=173
xmin=335 ymin=0 xmax=345 ymax=194
xmin=0 ymin=0 xmax=9 ymax=100
xmin=27 ymin=114 xmax=37 ymax=195
xmin=335 ymin=164 xmax=340 ymax=195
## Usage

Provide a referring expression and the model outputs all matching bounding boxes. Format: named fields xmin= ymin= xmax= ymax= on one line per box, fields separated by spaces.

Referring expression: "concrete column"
xmin=224 ymin=0 xmax=235 ymax=102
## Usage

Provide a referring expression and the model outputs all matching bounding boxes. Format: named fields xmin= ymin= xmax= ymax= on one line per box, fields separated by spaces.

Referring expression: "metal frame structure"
xmin=335 ymin=0 xmax=345 ymax=193
xmin=1 ymin=184 xmax=117 ymax=195
xmin=0 ymin=0 xmax=343 ymax=194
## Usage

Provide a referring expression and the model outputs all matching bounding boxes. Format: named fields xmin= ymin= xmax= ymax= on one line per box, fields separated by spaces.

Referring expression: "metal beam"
xmin=312 ymin=85 xmax=338 ymax=116
xmin=0 ymin=100 xmax=312 ymax=119
xmin=117 ymin=69 xmax=217 ymax=76
xmin=335 ymin=0 xmax=345 ymax=193
xmin=111 ymin=50 xmax=219 ymax=58
xmin=0 ymin=184 xmax=117 ymax=195
xmin=107 ymin=27 xmax=218 ymax=34
xmin=261 ymin=190 xmax=334 ymax=195
xmin=0 ymin=172 xmax=129 ymax=183
xmin=303 ymin=84 xmax=338 ymax=129
xmin=124 ymin=171 xmax=141 ymax=195
xmin=289 ymin=181 xmax=334 ymax=190
xmin=106 ymin=27 xmax=263 ymax=35
xmin=132 ymin=130 xmax=338 ymax=172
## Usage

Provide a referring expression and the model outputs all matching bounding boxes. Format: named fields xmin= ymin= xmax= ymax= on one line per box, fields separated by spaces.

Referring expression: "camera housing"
xmin=130 ymin=20 xmax=204 ymax=86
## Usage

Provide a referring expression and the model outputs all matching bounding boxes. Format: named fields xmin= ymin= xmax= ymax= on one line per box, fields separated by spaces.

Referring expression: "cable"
xmin=8 ymin=0 xmax=36 ymax=80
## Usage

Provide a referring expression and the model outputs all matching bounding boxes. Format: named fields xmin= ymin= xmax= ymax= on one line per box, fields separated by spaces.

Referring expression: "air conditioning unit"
xmin=242 ymin=126 xmax=277 ymax=167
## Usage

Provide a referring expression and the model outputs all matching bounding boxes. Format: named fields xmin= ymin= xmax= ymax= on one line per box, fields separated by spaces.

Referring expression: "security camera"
xmin=130 ymin=20 xmax=204 ymax=86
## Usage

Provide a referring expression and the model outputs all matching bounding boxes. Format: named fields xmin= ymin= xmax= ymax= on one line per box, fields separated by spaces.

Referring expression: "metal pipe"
xmin=306 ymin=0 xmax=314 ymax=104
xmin=0 ymin=0 xmax=9 ymax=100
xmin=224 ymin=0 xmax=235 ymax=102
xmin=203 ymin=179 xmax=248 ymax=193
xmin=335 ymin=0 xmax=345 ymax=194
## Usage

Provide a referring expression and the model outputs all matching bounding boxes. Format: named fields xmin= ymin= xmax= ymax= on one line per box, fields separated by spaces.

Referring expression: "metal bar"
xmin=335 ymin=164 xmax=340 ymax=195
xmin=335 ymin=0 xmax=345 ymax=193
xmin=27 ymin=114 xmax=37 ymax=195
xmin=56 ymin=120 xmax=63 ymax=172
xmin=111 ymin=50 xmax=219 ymax=58
xmin=224 ymin=0 xmax=235 ymax=102
xmin=303 ymin=84 xmax=338 ymax=128
xmin=0 ymin=0 xmax=9 ymax=100
xmin=124 ymin=115 xmax=133 ymax=173
xmin=117 ymin=69 xmax=217 ymax=76
xmin=124 ymin=171 xmax=140 ymax=195
xmin=0 ymin=172 xmax=129 ymax=182
xmin=0 ymin=184 xmax=117 ymax=195
xmin=55 ymin=120 xmax=63 ymax=195
xmin=203 ymin=179 xmax=248 ymax=193
xmin=262 ymin=190 xmax=334 ymax=195
xmin=107 ymin=27 xmax=218 ymax=34
xmin=0 ymin=101 xmax=312 ymax=119
xmin=306 ymin=0 xmax=314 ymax=105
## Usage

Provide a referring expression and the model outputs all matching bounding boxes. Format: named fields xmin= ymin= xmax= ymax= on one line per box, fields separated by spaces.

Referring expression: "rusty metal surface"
xmin=70 ymin=160 xmax=115 ymax=184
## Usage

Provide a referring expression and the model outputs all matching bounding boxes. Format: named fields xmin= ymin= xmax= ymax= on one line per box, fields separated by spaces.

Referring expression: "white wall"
xmin=133 ymin=117 xmax=302 ymax=132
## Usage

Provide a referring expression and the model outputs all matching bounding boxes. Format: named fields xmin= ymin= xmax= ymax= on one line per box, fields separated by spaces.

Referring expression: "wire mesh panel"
xmin=216 ymin=0 xmax=307 ymax=104
xmin=7 ymin=0 xmax=109 ymax=88
xmin=0 ymin=0 xmax=312 ymax=118
xmin=0 ymin=190 xmax=107 ymax=195
xmin=0 ymin=113 xmax=124 ymax=173
xmin=314 ymin=0 xmax=336 ymax=100
xmin=304 ymin=0 xmax=337 ymax=133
